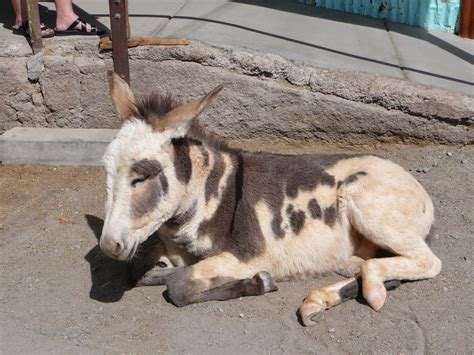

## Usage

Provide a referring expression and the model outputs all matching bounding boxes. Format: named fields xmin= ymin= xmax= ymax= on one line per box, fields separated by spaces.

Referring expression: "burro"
xmin=100 ymin=72 xmax=441 ymax=326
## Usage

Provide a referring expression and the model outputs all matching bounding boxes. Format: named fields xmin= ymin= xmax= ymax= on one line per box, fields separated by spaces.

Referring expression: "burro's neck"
xmin=162 ymin=138 xmax=241 ymax=258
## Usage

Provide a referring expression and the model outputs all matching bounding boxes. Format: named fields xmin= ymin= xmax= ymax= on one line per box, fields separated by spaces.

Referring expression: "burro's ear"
xmin=108 ymin=71 xmax=136 ymax=122
xmin=152 ymin=85 xmax=223 ymax=135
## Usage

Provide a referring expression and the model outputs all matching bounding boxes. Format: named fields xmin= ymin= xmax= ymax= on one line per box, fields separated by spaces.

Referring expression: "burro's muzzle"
xmin=99 ymin=214 xmax=138 ymax=261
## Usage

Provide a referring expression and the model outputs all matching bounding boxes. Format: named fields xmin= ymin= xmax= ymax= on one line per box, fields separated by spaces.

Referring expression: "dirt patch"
xmin=0 ymin=143 xmax=472 ymax=353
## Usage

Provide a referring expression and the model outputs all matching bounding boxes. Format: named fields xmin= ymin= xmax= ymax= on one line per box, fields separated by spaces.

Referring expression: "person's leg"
xmin=11 ymin=0 xmax=55 ymax=37
xmin=54 ymin=0 xmax=104 ymax=34
xmin=54 ymin=0 xmax=77 ymax=31
xmin=11 ymin=0 xmax=27 ymax=28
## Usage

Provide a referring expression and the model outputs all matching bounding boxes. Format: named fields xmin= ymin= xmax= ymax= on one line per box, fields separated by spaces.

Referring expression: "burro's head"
xmin=100 ymin=71 xmax=222 ymax=261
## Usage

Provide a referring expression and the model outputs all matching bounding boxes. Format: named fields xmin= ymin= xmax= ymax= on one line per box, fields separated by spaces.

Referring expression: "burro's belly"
xmin=252 ymin=202 xmax=353 ymax=281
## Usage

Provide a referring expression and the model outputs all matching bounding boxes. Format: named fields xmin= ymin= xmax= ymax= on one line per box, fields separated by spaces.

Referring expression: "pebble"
xmin=450 ymin=234 xmax=460 ymax=240
xmin=446 ymin=152 xmax=452 ymax=156
xmin=432 ymin=162 xmax=438 ymax=167
xmin=422 ymin=168 xmax=429 ymax=173
xmin=218 ymin=307 xmax=223 ymax=313
xmin=328 ymin=328 xmax=336 ymax=333
xmin=239 ymin=313 xmax=244 ymax=318
xmin=461 ymin=159 xmax=465 ymax=164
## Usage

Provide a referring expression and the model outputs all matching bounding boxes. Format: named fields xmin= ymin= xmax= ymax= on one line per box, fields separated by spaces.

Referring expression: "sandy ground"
xmin=0 ymin=143 xmax=472 ymax=354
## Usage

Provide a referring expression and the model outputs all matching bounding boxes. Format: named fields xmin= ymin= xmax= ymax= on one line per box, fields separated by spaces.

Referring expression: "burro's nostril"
xmin=114 ymin=241 xmax=123 ymax=255
xmin=101 ymin=236 xmax=124 ymax=258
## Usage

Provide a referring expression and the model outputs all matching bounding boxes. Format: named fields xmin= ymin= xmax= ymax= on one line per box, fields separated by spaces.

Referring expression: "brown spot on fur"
xmin=323 ymin=204 xmax=337 ymax=227
xmin=290 ymin=210 xmax=306 ymax=234
xmin=188 ymin=121 xmax=230 ymax=152
xmin=205 ymin=152 xmax=226 ymax=202
xmin=172 ymin=138 xmax=193 ymax=184
xmin=165 ymin=201 xmax=197 ymax=228
xmin=241 ymin=153 xmax=351 ymax=239
xmin=159 ymin=173 xmax=169 ymax=195
xmin=338 ymin=171 xmax=368 ymax=188
xmin=131 ymin=179 xmax=161 ymax=218
xmin=345 ymin=171 xmax=367 ymax=184
xmin=308 ymin=199 xmax=322 ymax=219
xmin=198 ymin=144 xmax=210 ymax=167
xmin=339 ymin=278 xmax=360 ymax=302
xmin=130 ymin=159 xmax=163 ymax=177
xmin=198 ymin=155 xmax=251 ymax=258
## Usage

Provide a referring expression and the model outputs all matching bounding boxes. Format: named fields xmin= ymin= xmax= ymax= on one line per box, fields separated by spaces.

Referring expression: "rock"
xmin=239 ymin=313 xmax=244 ymax=318
xmin=328 ymin=328 xmax=336 ymax=333
xmin=450 ymin=234 xmax=460 ymax=240
xmin=27 ymin=52 xmax=44 ymax=82
xmin=422 ymin=168 xmax=429 ymax=173
xmin=447 ymin=152 xmax=453 ymax=156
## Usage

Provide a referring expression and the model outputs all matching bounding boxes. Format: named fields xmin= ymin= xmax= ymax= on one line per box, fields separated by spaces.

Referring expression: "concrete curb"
xmin=0 ymin=127 xmax=117 ymax=166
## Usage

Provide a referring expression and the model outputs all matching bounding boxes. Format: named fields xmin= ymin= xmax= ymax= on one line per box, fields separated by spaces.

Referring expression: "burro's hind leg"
xmin=164 ymin=252 xmax=278 ymax=306
xmin=345 ymin=166 xmax=442 ymax=311
xmin=299 ymin=278 xmax=400 ymax=326
xmin=300 ymin=161 xmax=442 ymax=326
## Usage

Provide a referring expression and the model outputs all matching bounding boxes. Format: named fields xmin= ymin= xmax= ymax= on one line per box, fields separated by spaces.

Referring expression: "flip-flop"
xmin=55 ymin=17 xmax=105 ymax=36
xmin=12 ymin=21 xmax=55 ymax=38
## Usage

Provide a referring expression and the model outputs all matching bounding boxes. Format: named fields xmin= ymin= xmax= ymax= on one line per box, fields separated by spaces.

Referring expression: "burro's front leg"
xmin=164 ymin=252 xmax=278 ymax=306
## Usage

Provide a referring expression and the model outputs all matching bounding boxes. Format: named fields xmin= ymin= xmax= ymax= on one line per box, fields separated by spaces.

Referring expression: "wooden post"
xmin=22 ymin=0 xmax=43 ymax=53
xmin=108 ymin=0 xmax=130 ymax=85
xmin=459 ymin=0 xmax=474 ymax=39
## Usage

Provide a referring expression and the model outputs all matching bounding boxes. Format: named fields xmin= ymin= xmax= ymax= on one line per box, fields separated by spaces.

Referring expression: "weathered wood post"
xmin=21 ymin=0 xmax=43 ymax=53
xmin=459 ymin=0 xmax=473 ymax=39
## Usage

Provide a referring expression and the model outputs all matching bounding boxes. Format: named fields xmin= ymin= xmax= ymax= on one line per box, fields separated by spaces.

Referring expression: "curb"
xmin=0 ymin=127 xmax=117 ymax=166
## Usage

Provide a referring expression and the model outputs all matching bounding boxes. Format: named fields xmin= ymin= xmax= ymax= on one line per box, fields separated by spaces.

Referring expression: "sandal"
xmin=55 ymin=17 xmax=105 ymax=36
xmin=12 ymin=21 xmax=55 ymax=38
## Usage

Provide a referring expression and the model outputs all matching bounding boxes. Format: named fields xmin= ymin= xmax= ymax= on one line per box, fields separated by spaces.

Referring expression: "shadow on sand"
xmin=84 ymin=214 xmax=162 ymax=303
xmin=84 ymin=214 xmax=131 ymax=303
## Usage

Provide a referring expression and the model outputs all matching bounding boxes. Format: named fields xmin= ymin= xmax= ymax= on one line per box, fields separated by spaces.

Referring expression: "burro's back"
xmin=100 ymin=72 xmax=441 ymax=326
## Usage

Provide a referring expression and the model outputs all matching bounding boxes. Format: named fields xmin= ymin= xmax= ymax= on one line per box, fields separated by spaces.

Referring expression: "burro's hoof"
xmin=254 ymin=271 xmax=278 ymax=294
xmin=298 ymin=301 xmax=326 ymax=327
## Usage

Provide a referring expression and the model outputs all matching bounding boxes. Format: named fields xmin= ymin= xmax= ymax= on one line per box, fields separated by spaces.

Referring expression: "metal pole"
xmin=108 ymin=0 xmax=130 ymax=84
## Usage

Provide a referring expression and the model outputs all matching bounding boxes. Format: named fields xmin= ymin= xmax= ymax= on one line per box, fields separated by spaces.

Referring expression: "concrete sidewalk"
xmin=5 ymin=0 xmax=470 ymax=96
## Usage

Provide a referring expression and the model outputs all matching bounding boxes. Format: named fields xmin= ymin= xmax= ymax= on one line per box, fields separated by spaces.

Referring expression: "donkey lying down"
xmin=100 ymin=72 xmax=441 ymax=326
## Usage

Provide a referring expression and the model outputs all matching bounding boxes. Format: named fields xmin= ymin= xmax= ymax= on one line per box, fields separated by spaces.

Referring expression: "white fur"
xmin=100 ymin=118 xmax=188 ymax=260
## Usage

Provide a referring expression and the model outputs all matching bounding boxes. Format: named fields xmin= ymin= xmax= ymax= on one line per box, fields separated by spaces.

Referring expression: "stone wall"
xmin=1 ymin=37 xmax=472 ymax=145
